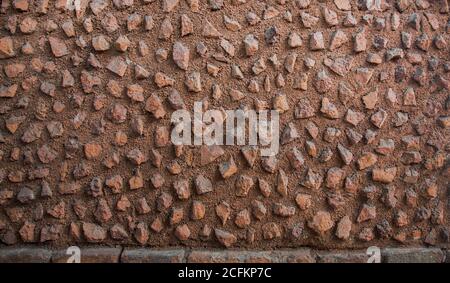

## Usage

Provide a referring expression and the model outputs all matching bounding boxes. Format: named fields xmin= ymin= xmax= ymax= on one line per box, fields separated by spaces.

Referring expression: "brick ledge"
xmin=0 ymin=247 xmax=447 ymax=263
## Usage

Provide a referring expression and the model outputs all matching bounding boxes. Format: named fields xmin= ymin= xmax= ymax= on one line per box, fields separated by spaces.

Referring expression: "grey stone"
xmin=121 ymin=248 xmax=185 ymax=263
xmin=382 ymin=248 xmax=444 ymax=263
xmin=0 ymin=248 xmax=52 ymax=263
xmin=317 ymin=251 xmax=369 ymax=263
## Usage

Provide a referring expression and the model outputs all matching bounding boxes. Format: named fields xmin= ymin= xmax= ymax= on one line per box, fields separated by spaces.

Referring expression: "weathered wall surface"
xmin=0 ymin=0 xmax=449 ymax=250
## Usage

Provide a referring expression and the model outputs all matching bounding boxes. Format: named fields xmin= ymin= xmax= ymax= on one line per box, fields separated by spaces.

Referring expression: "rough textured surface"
xmin=187 ymin=249 xmax=315 ymax=263
xmin=121 ymin=248 xmax=185 ymax=263
xmin=0 ymin=0 xmax=449 ymax=251
xmin=0 ymin=247 xmax=52 ymax=263
xmin=316 ymin=250 xmax=369 ymax=263
xmin=381 ymin=247 xmax=444 ymax=263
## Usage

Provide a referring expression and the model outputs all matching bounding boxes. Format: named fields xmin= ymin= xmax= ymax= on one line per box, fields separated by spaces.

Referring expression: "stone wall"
xmin=0 ymin=0 xmax=449 ymax=252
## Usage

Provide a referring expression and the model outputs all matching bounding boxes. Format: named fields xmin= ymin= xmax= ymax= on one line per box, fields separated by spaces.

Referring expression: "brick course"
xmin=0 ymin=247 xmax=448 ymax=263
